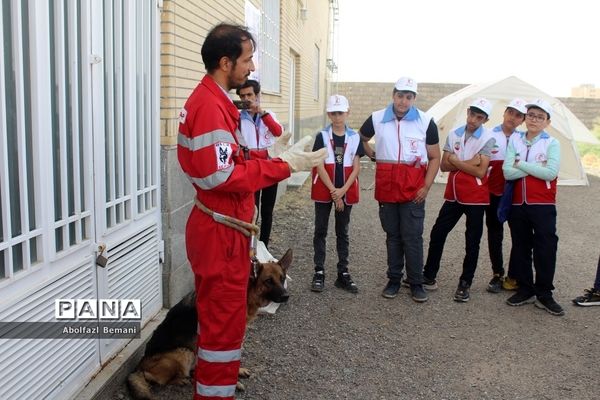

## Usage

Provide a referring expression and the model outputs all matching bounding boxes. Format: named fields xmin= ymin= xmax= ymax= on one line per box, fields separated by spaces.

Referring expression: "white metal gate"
xmin=0 ymin=1 xmax=161 ymax=399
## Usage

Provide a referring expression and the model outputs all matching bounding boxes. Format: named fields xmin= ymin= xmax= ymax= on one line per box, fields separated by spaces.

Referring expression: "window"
xmin=0 ymin=0 xmax=42 ymax=278
xmin=313 ymin=44 xmax=320 ymax=100
xmin=259 ymin=0 xmax=280 ymax=93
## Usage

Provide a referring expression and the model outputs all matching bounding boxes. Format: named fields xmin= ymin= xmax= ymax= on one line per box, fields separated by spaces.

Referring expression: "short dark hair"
xmin=392 ymin=88 xmax=417 ymax=97
xmin=201 ymin=23 xmax=256 ymax=73
xmin=469 ymin=106 xmax=488 ymax=117
xmin=236 ymin=79 xmax=260 ymax=95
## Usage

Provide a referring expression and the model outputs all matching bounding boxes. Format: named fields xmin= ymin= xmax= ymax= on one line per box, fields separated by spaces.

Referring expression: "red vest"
xmin=510 ymin=133 xmax=558 ymax=205
xmin=443 ymin=126 xmax=492 ymax=205
xmin=371 ymin=106 xmax=430 ymax=203
xmin=311 ymin=128 xmax=360 ymax=205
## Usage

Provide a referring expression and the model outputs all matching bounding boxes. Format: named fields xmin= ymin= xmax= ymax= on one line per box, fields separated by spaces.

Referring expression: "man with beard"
xmin=177 ymin=23 xmax=326 ymax=399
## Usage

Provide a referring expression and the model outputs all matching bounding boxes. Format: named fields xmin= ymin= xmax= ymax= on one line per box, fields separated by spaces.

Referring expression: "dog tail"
xmin=127 ymin=371 xmax=154 ymax=400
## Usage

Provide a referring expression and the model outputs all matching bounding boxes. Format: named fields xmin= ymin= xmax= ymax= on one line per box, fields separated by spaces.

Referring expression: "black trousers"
xmin=424 ymin=201 xmax=486 ymax=286
xmin=507 ymin=204 xmax=558 ymax=299
xmin=313 ymin=201 xmax=352 ymax=275
xmin=378 ymin=201 xmax=425 ymax=284
xmin=254 ymin=182 xmax=278 ymax=247
xmin=485 ymin=194 xmax=505 ymax=276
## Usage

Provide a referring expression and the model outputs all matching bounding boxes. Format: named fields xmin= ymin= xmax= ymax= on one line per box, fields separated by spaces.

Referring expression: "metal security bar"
xmin=49 ymin=0 xmax=91 ymax=254
xmin=102 ymin=0 xmax=157 ymax=230
xmin=134 ymin=0 xmax=158 ymax=216
xmin=0 ymin=0 xmax=42 ymax=279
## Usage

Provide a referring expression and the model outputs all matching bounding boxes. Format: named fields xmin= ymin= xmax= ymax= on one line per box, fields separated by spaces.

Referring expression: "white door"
xmin=0 ymin=1 xmax=161 ymax=398
xmin=89 ymin=0 xmax=162 ymax=363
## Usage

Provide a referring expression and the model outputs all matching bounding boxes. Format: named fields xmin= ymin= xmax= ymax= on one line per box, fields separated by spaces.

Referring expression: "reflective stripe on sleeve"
xmin=196 ymin=382 xmax=237 ymax=397
xmin=187 ymin=165 xmax=233 ymax=190
xmin=178 ymin=129 xmax=235 ymax=151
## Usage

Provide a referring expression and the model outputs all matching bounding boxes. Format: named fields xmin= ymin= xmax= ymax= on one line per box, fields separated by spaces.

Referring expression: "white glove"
xmin=268 ymin=132 xmax=292 ymax=158
xmin=279 ymin=135 xmax=328 ymax=172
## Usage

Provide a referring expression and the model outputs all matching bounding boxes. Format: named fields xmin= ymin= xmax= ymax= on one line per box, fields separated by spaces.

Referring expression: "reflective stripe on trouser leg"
xmin=191 ymin=228 xmax=249 ymax=400
xmin=196 ymin=383 xmax=237 ymax=398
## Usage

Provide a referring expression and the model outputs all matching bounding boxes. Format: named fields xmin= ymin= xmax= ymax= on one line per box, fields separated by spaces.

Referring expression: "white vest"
xmin=509 ymin=131 xmax=556 ymax=164
xmin=239 ymin=111 xmax=280 ymax=149
xmin=319 ymin=127 xmax=360 ymax=166
xmin=489 ymin=125 xmax=516 ymax=161
xmin=372 ymin=108 xmax=430 ymax=165
xmin=447 ymin=126 xmax=493 ymax=160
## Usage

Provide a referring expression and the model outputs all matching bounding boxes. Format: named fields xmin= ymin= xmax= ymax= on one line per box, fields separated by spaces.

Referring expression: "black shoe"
xmin=506 ymin=292 xmax=535 ymax=306
xmin=453 ymin=280 xmax=470 ymax=302
xmin=311 ymin=272 xmax=324 ymax=292
xmin=382 ymin=280 xmax=401 ymax=299
xmin=572 ymin=288 xmax=600 ymax=307
xmin=334 ymin=272 xmax=358 ymax=294
xmin=410 ymin=284 xmax=428 ymax=303
xmin=535 ymin=296 xmax=565 ymax=316
xmin=423 ymin=276 xmax=438 ymax=291
xmin=486 ymin=274 xmax=503 ymax=293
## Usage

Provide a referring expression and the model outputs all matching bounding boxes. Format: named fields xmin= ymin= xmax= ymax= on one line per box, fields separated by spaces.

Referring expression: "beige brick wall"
xmin=337 ymin=82 xmax=600 ymax=131
xmin=160 ymin=0 xmax=333 ymax=145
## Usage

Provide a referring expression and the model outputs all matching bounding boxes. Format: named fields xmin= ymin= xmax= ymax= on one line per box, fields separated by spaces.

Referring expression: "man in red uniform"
xmin=178 ymin=23 xmax=326 ymax=399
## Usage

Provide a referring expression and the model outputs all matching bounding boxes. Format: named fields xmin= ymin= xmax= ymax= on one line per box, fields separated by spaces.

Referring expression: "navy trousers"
xmin=507 ymin=204 xmax=558 ymax=299
xmin=424 ymin=201 xmax=486 ymax=286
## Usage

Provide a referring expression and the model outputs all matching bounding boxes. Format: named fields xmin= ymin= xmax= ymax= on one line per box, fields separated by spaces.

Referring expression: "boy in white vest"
xmin=423 ymin=98 xmax=495 ymax=302
xmin=358 ymin=77 xmax=441 ymax=302
xmin=485 ymin=99 xmax=526 ymax=293
xmin=503 ymin=99 xmax=563 ymax=316
xmin=310 ymin=95 xmax=365 ymax=293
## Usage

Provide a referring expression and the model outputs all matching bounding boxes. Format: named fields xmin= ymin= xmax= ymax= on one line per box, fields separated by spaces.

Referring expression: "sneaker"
xmin=535 ymin=296 xmax=565 ymax=316
xmin=453 ymin=280 xmax=470 ymax=302
xmin=423 ymin=277 xmax=438 ymax=291
xmin=502 ymin=277 xmax=519 ymax=291
xmin=410 ymin=284 xmax=428 ymax=303
xmin=486 ymin=274 xmax=503 ymax=293
xmin=381 ymin=280 xmax=401 ymax=299
xmin=311 ymin=272 xmax=324 ymax=292
xmin=334 ymin=272 xmax=358 ymax=294
xmin=506 ymin=292 xmax=535 ymax=306
xmin=572 ymin=288 xmax=600 ymax=307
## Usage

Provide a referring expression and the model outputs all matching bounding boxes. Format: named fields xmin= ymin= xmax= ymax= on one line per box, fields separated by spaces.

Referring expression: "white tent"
xmin=428 ymin=76 xmax=599 ymax=186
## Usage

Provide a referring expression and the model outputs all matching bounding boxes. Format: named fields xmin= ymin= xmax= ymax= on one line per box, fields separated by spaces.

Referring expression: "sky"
xmin=335 ymin=0 xmax=599 ymax=97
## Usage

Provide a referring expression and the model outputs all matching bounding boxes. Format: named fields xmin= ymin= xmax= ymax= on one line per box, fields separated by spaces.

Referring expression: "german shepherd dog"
xmin=127 ymin=249 xmax=293 ymax=400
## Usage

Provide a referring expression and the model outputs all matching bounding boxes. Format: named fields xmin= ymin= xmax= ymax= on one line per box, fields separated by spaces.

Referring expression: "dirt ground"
xmin=114 ymin=163 xmax=600 ymax=400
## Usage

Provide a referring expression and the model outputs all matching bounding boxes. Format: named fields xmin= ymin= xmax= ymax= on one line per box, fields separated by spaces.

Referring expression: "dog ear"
xmin=278 ymin=248 xmax=293 ymax=273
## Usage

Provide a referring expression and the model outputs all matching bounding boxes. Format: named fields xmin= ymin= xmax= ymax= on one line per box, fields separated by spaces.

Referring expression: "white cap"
xmin=326 ymin=95 xmax=349 ymax=112
xmin=525 ymin=98 xmax=552 ymax=118
xmin=469 ymin=97 xmax=492 ymax=117
xmin=506 ymin=98 xmax=527 ymax=114
xmin=394 ymin=76 xmax=418 ymax=94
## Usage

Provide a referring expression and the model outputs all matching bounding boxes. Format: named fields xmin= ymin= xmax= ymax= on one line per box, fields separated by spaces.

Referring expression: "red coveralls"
xmin=177 ymin=75 xmax=290 ymax=399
